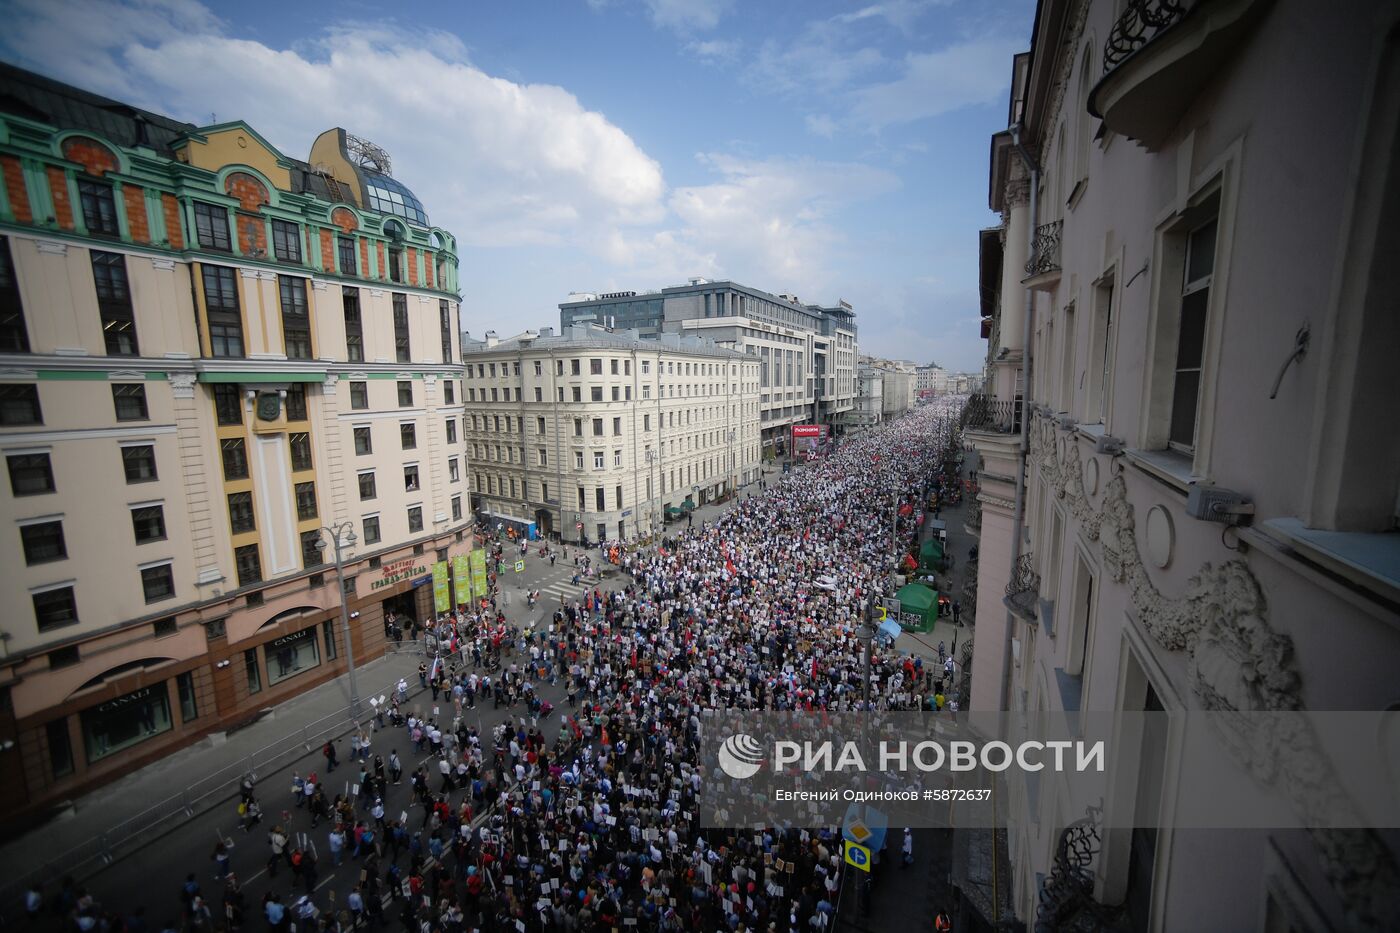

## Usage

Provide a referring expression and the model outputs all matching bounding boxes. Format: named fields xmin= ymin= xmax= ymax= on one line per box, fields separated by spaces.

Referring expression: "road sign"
xmin=514 ymin=560 xmax=525 ymax=573
xmin=874 ymin=606 xmax=887 ymax=621
xmin=844 ymin=841 xmax=871 ymax=872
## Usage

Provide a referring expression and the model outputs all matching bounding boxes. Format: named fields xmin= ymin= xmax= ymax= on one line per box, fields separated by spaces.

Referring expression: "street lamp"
xmin=645 ymin=448 xmax=659 ymax=537
xmin=725 ymin=429 xmax=736 ymax=495
xmin=318 ymin=520 xmax=360 ymax=717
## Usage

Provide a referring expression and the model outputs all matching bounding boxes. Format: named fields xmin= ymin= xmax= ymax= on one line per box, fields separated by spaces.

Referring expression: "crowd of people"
xmin=36 ymin=403 xmax=968 ymax=933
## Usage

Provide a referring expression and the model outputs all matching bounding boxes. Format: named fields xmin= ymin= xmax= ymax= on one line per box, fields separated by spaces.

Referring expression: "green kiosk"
xmin=893 ymin=583 xmax=938 ymax=633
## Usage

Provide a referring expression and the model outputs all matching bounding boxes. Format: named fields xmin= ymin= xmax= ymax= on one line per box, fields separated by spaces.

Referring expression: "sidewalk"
xmin=0 ymin=645 xmax=429 ymax=901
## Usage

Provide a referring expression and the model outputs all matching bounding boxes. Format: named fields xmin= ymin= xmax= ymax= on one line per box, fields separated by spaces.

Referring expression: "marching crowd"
xmin=38 ymin=404 xmax=965 ymax=933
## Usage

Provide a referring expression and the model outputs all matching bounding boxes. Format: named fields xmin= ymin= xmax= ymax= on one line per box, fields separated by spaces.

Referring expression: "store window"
xmin=47 ymin=719 xmax=73 ymax=778
xmin=244 ymin=648 xmax=261 ymax=695
xmin=264 ymin=626 xmax=320 ymax=686
xmin=323 ymin=620 xmax=338 ymax=661
xmin=81 ymin=684 xmax=172 ymax=762
xmin=176 ymin=670 xmax=198 ymax=723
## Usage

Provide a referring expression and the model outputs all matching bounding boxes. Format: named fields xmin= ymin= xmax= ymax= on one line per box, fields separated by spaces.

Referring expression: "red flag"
xmin=810 ymin=656 xmax=818 ymax=679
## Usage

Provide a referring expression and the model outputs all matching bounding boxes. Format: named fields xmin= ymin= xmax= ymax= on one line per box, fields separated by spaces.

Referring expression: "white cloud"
xmin=643 ymin=0 xmax=731 ymax=32
xmin=832 ymin=0 xmax=951 ymax=33
xmin=805 ymin=114 xmax=838 ymax=139
xmin=2 ymin=0 xmax=667 ymax=249
xmin=851 ymin=37 xmax=1022 ymax=129
xmin=663 ymin=154 xmax=900 ymax=288
xmin=685 ymin=38 xmax=740 ymax=62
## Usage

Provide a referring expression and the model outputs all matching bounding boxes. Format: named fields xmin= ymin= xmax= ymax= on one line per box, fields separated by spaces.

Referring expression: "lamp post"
xmin=725 ymin=429 xmax=736 ymax=496
xmin=319 ymin=520 xmax=360 ymax=717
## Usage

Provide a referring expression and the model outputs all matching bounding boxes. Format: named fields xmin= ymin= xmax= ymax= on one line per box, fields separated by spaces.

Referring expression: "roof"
xmin=462 ymin=327 xmax=746 ymax=360
xmin=0 ymin=62 xmax=195 ymax=157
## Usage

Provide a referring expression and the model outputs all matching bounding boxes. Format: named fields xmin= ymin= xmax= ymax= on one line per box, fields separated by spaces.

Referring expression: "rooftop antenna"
xmin=345 ymin=134 xmax=393 ymax=175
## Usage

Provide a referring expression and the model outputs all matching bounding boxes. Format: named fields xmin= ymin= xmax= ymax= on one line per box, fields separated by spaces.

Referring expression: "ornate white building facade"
xmin=962 ymin=1 xmax=1400 ymax=930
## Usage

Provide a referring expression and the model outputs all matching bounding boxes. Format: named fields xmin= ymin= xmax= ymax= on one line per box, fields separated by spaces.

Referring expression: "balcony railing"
xmin=962 ymin=393 xmax=1022 ymax=434
xmin=1024 ymin=220 xmax=1063 ymax=277
xmin=1104 ymin=0 xmax=1193 ymax=71
xmin=1034 ymin=806 xmax=1124 ymax=932
xmin=963 ymin=498 xmax=982 ymax=536
xmin=1004 ymin=552 xmax=1041 ymax=622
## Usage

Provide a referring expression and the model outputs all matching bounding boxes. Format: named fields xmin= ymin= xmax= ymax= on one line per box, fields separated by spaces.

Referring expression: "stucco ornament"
xmin=1029 ymin=410 xmax=1399 ymax=929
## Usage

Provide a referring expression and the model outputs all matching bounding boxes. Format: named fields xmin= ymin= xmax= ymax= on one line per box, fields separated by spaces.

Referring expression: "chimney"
xmin=484 ymin=330 xmax=498 ymax=348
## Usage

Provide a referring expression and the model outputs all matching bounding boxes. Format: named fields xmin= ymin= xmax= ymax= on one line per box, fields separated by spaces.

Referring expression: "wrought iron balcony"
xmin=963 ymin=498 xmax=982 ymax=536
xmin=962 ymin=393 xmax=1022 ymax=435
xmin=1104 ymin=0 xmax=1192 ymax=71
xmin=1004 ymin=552 xmax=1041 ymax=622
xmin=1024 ymin=220 xmax=1063 ymax=278
xmin=1091 ymin=0 xmax=1269 ymax=149
xmin=1035 ymin=806 xmax=1125 ymax=932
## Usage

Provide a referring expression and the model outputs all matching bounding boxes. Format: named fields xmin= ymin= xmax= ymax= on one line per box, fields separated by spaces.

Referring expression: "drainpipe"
xmin=1002 ymin=123 xmax=1039 ymax=714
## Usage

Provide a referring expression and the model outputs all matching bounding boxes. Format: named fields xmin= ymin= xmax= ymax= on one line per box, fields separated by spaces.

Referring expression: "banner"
xmin=469 ymin=548 xmax=488 ymax=602
xmin=432 ymin=561 xmax=450 ymax=614
xmin=452 ymin=554 xmax=470 ymax=606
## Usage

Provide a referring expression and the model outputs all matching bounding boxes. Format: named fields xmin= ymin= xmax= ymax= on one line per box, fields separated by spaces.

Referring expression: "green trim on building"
xmin=144 ymin=372 xmax=169 ymax=380
xmin=197 ymin=371 xmax=325 ymax=383
xmin=37 ymin=370 xmax=111 ymax=380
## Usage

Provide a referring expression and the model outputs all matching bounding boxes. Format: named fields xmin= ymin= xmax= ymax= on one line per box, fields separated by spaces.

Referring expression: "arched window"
xmin=1075 ymin=45 xmax=1095 ymax=191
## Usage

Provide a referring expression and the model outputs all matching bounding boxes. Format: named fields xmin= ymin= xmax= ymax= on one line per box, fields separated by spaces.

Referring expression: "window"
xmin=244 ymin=647 xmax=262 ymax=695
xmin=1165 ymin=215 xmax=1218 ymax=452
xmin=534 ymin=387 xmax=542 ymax=402
xmin=404 ymin=464 xmax=420 ymax=491
xmin=78 ymin=178 xmax=119 ymax=236
xmin=271 ymin=219 xmax=302 ymax=263
xmin=613 ymin=387 xmax=622 ymax=402
xmin=593 ymin=450 xmax=604 ymax=469
xmin=448 ymin=457 xmax=460 ymax=482
xmin=642 ymin=384 xmax=651 ymax=399
xmin=219 ymin=437 xmax=248 ymax=480
xmin=641 ymin=360 xmax=650 ymax=374
xmin=572 ymin=387 xmax=582 ymax=403
xmin=227 ymin=491 xmax=255 ymax=533
xmin=595 ymin=487 xmax=605 ymax=510
xmin=9 ymin=452 xmax=54 ymax=495
xmin=538 ymin=448 xmax=548 ymax=466
xmin=234 ymin=543 xmax=261 ymax=586
xmin=610 ymin=359 xmax=619 ymax=375
xmin=574 ymin=450 xmax=584 ymax=469
xmin=193 ymin=202 xmax=231 ymax=250
xmin=577 ymin=486 xmax=586 ymax=510
xmin=444 ymin=379 xmax=455 ymax=404
xmin=33 ymin=585 xmax=78 ymax=631
xmin=407 ymin=505 xmax=423 ymax=532
xmin=445 ymin=419 xmax=457 ymax=444
xmin=92 ymin=251 xmax=138 ymax=355
xmin=398 ymin=380 xmax=413 ymax=407
xmin=337 ymin=236 xmax=356 ymax=274
xmin=1089 ymin=276 xmax=1115 ymax=425
xmin=643 ymin=414 xmax=651 ymax=432
xmin=388 ymin=247 xmax=404 ymax=283
xmin=354 ymin=426 xmax=373 ymax=455
xmin=122 ymin=444 xmax=157 ymax=483
xmin=440 ymin=299 xmax=453 ymax=363
xmin=613 ymin=417 xmax=622 ymax=436
xmin=177 ymin=671 xmax=198 ymax=723
xmin=616 ymin=485 xmax=623 ymax=509
xmin=214 ymin=384 xmax=242 ymax=425
xmin=592 ymin=418 xmax=603 ymax=437
xmin=537 ymin=416 xmax=546 ymax=434
xmin=300 ymin=529 xmax=323 ymax=568
xmin=614 ymin=449 xmax=623 ymax=467
xmin=362 ymin=514 xmax=381 ymax=544
xmin=392 ymin=293 xmax=411 ymax=362
xmin=110 ymin=383 xmax=148 ymax=422
xmin=589 ymin=359 xmax=603 ymax=375
xmin=0 ymin=238 xmax=29 ymax=353
xmin=451 ymin=494 xmax=462 ymax=520
xmin=343 ymin=287 xmax=364 ymax=362
xmin=141 ymin=563 xmax=175 ymax=603
xmin=0 ymin=384 xmax=41 ymax=425
xmin=350 ymin=380 xmax=368 ymax=410
xmin=571 ymin=359 xmax=581 ymax=376
xmin=202 ymin=266 xmax=243 ymax=357
xmin=285 ymin=384 xmax=307 ymax=421
xmin=21 ymin=520 xmax=66 ymax=564
xmin=289 ymin=432 xmax=312 ymax=471
xmin=400 ymin=422 xmax=417 ymax=450
xmin=279 ymin=276 xmax=311 ymax=359
xmin=295 ymin=481 xmax=318 ymax=520
xmin=573 ymin=418 xmax=583 ymax=437
xmin=591 ymin=386 xmax=603 ymax=402
xmin=359 ymin=471 xmax=376 ymax=500
xmin=131 ymin=504 xmax=165 ymax=543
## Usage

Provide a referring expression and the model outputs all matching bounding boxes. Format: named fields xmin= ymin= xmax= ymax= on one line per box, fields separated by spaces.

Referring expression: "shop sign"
xmin=97 ymin=685 xmax=159 ymax=713
xmin=271 ymin=627 xmax=315 ymax=648
xmin=372 ymin=558 xmax=428 ymax=591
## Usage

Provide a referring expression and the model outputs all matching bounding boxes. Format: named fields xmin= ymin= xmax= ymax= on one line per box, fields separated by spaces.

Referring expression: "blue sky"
xmin=0 ymin=0 xmax=1034 ymax=371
